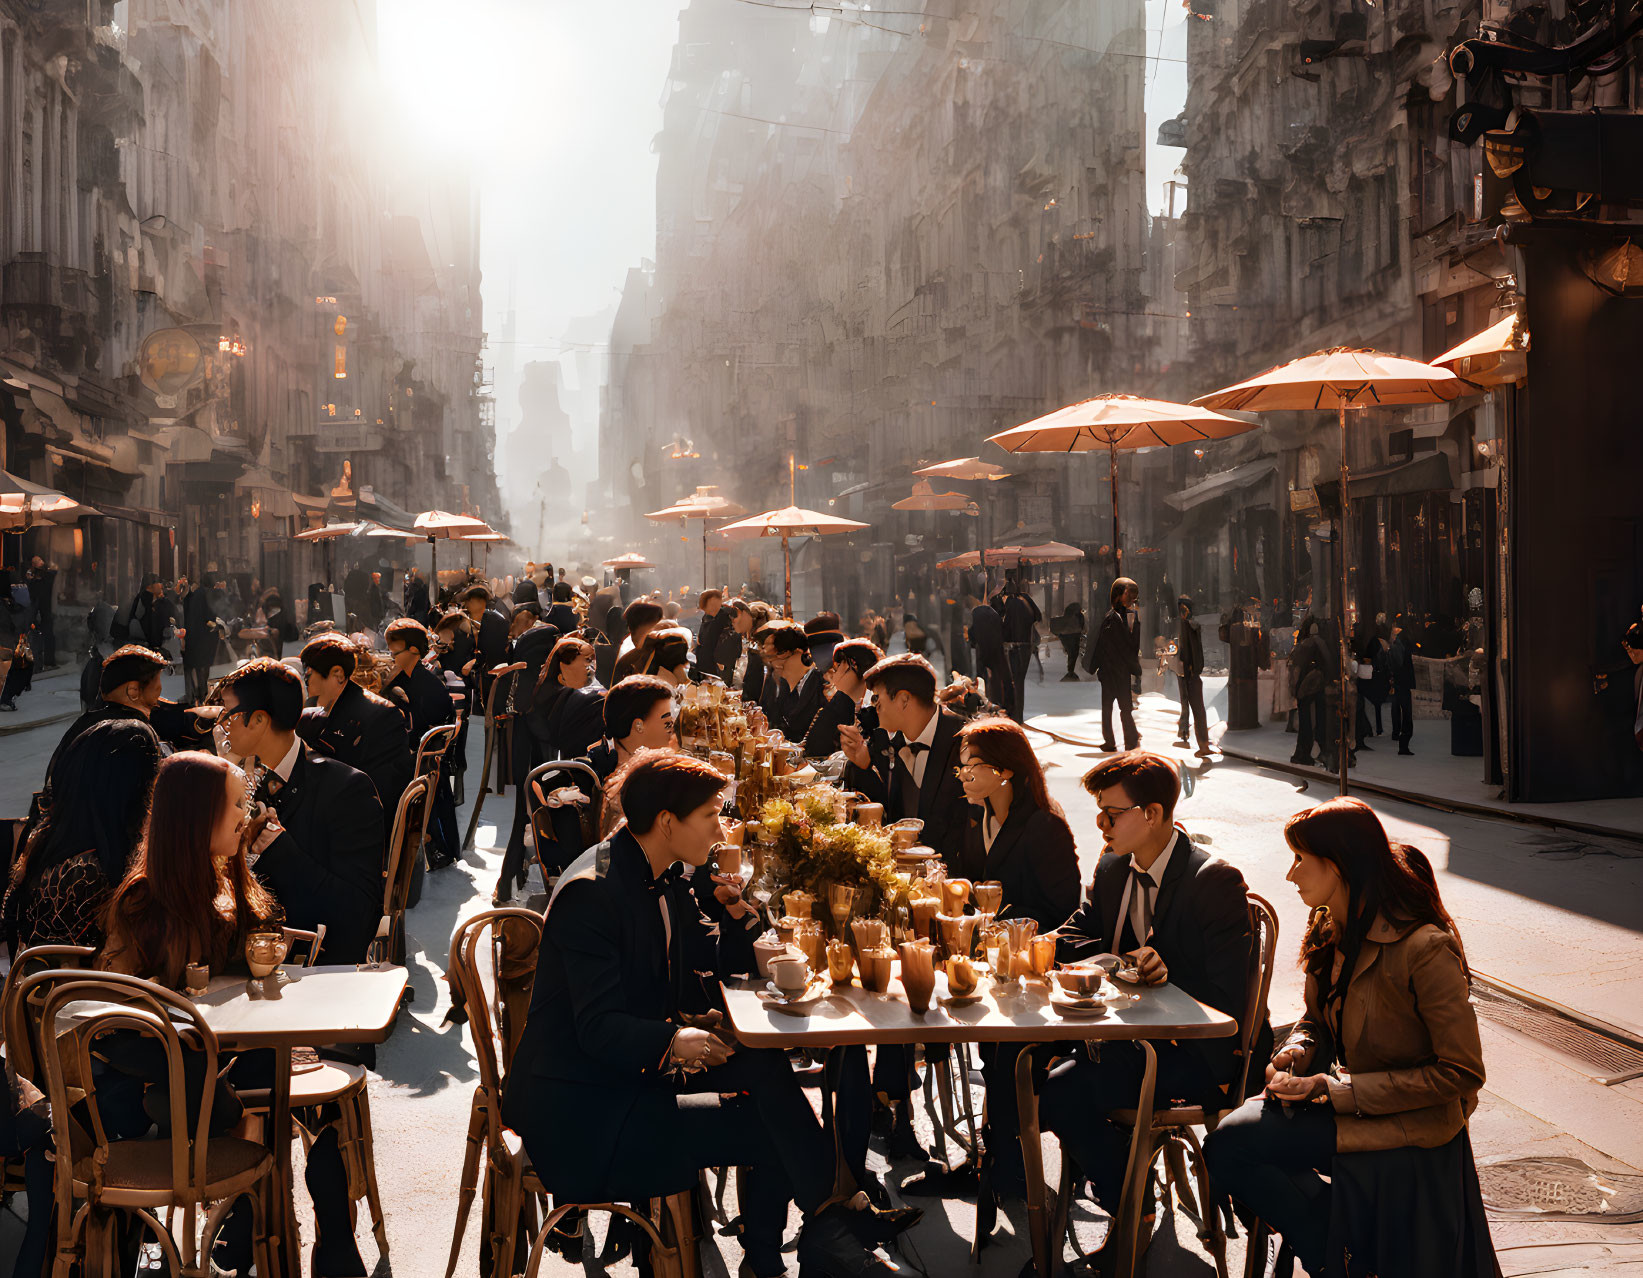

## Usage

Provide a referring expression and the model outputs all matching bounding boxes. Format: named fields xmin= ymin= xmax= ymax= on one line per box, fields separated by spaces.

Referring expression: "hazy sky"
xmin=376 ymin=0 xmax=684 ymax=448
xmin=374 ymin=0 xmax=1188 ymax=511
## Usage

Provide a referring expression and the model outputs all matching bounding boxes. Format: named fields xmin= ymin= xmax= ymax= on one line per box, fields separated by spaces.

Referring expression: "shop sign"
xmin=138 ymin=328 xmax=204 ymax=396
xmin=313 ymin=422 xmax=384 ymax=453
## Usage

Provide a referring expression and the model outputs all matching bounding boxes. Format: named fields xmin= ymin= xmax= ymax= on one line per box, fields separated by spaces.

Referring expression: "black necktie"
xmin=1130 ymin=864 xmax=1155 ymax=945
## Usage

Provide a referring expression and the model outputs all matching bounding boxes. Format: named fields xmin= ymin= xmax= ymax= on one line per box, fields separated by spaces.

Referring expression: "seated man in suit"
xmin=219 ymin=658 xmax=384 ymax=964
xmin=1037 ymin=751 xmax=1271 ymax=1235
xmin=298 ymin=634 xmax=413 ymax=823
xmin=838 ymin=653 xmax=972 ymax=1161
xmin=503 ymin=752 xmax=912 ymax=1278
xmin=384 ymin=618 xmax=460 ymax=869
xmin=759 ymin=619 xmax=826 ymax=744
xmin=802 ymin=638 xmax=881 ymax=758
xmin=457 ymin=584 xmax=511 ymax=705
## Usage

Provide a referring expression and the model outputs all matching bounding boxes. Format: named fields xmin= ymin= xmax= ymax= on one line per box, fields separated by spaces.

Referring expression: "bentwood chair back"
xmin=28 ymin=970 xmax=276 ymax=1278
xmin=1 ymin=945 xmax=96 ymax=1088
xmin=373 ymin=774 xmax=432 ymax=967
xmin=416 ymin=722 xmax=461 ymax=781
xmin=443 ymin=907 xmax=698 ymax=1278
xmin=1058 ymin=893 xmax=1281 ymax=1278
xmin=524 ymin=758 xmax=603 ymax=879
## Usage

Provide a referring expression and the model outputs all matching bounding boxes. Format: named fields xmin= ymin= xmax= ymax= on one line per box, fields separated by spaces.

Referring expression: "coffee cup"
xmin=859 ymin=946 xmax=895 ymax=993
xmin=753 ymin=933 xmax=787 ymax=979
xmin=769 ymin=953 xmax=811 ymax=994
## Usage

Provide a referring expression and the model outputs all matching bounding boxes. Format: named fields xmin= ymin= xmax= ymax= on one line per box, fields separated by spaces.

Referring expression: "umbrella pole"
xmin=702 ymin=522 xmax=708 ymax=594
xmin=429 ymin=536 xmax=438 ymax=609
xmin=1338 ymin=402 xmax=1352 ymax=798
xmin=1108 ymin=437 xmax=1122 ymax=579
xmin=783 ymin=532 xmax=792 ymax=616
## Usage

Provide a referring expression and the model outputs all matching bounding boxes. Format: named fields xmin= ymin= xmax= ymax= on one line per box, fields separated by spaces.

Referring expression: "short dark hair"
xmin=804 ymin=611 xmax=841 ymax=634
xmin=830 ymin=639 xmax=883 ymax=679
xmin=100 ymin=645 xmax=167 ymax=697
xmin=552 ymin=581 xmax=574 ymax=603
xmin=640 ymin=626 xmax=692 ymax=676
xmin=219 ymin=657 xmax=305 ymax=732
xmin=618 ymin=750 xmax=726 ymax=835
xmin=698 ymin=588 xmax=723 ymax=608
xmin=625 ymin=600 xmax=664 ymax=632
xmin=301 ymin=633 xmax=357 ymax=681
xmin=385 ymin=618 xmax=432 ymax=657
xmin=863 ymin=652 xmax=937 ymax=705
xmin=458 ymin=584 xmax=492 ymax=605
xmin=541 ymin=636 xmax=596 ymax=689
xmin=760 ymin=620 xmax=811 ymax=659
xmin=605 ymin=675 xmax=675 ymax=742
xmin=1082 ymin=750 xmax=1180 ymax=821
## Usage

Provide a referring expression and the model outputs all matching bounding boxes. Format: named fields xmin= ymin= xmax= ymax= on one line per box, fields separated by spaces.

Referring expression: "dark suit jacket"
xmin=1002 ymin=592 xmax=1042 ymax=644
xmin=1093 ymin=606 xmax=1142 ymax=683
xmin=695 ymin=610 xmax=731 ymax=681
xmin=298 ymin=679 xmax=413 ymax=817
xmin=802 ymin=689 xmax=857 ymax=758
xmin=255 ymin=747 xmax=384 ymax=964
xmin=843 ymin=706 xmax=969 ymax=870
xmin=529 ymin=683 xmax=607 ymax=762
xmin=1178 ymin=615 xmax=1205 ymax=677
xmin=476 ymin=608 xmax=510 ymax=671
xmin=961 ymin=800 xmax=1081 ymax=931
xmin=776 ymin=667 xmax=826 ymax=744
xmin=47 ymin=701 xmax=208 ymax=789
xmin=502 ymin=829 xmax=758 ymax=1200
xmin=969 ymin=605 xmax=1016 ymax=716
xmin=1058 ymin=832 xmax=1272 ymax=1090
xmin=384 ymin=661 xmax=456 ymax=747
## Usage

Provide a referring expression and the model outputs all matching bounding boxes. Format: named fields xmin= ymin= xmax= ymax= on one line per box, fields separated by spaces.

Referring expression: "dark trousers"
xmin=1007 ymin=643 xmax=1031 ymax=720
xmin=836 ymin=1043 xmax=915 ymax=1189
xmin=1177 ymin=672 xmax=1209 ymax=748
xmin=186 ymin=664 xmax=212 ymax=704
xmin=428 ymin=773 xmax=459 ymax=861
xmin=1037 ymin=1043 xmax=1216 ymax=1213
xmin=1099 ymin=676 xmax=1139 ymax=750
xmin=1354 ymin=686 xmax=1375 ymax=747
xmin=1294 ymin=693 xmax=1324 ymax=763
xmin=1391 ymin=688 xmax=1414 ymax=747
xmin=497 ymin=727 xmax=538 ymax=894
xmin=1204 ymin=1096 xmax=1335 ymax=1276
xmin=1059 ymin=638 xmax=1081 ymax=679
xmin=566 ymin=1048 xmax=831 ymax=1275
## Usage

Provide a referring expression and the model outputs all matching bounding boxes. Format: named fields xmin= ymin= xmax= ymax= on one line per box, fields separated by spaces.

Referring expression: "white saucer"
xmin=761 ymin=976 xmax=829 ymax=1007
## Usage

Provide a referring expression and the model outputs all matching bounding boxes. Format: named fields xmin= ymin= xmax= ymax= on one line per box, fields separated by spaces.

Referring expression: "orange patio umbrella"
xmin=414 ymin=509 xmax=490 ymax=589
xmin=1194 ymin=347 xmax=1463 ymax=796
xmin=645 ymin=485 xmax=749 ymax=589
xmin=602 ymin=552 xmax=657 ymax=570
xmin=1432 ymin=312 xmax=1528 ymax=387
xmin=913 ymin=457 xmax=1012 ymax=482
xmin=986 ymin=393 xmax=1254 ymax=576
xmin=716 ymin=504 xmax=869 ymax=613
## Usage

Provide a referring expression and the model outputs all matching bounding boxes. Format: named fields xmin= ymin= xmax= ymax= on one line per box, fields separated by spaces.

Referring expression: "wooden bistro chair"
xmin=417 ymin=722 xmax=461 ymax=785
xmin=369 ymin=774 xmax=433 ymax=969
xmin=442 ymin=908 xmax=701 ymax=1278
xmin=1052 ymin=893 xmax=1280 ymax=1278
xmin=524 ymin=759 xmax=602 ymax=882
xmin=28 ymin=970 xmax=278 ymax=1278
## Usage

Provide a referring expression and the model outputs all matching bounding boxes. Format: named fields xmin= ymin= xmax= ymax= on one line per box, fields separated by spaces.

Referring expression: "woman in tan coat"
xmin=1205 ymin=797 xmax=1495 ymax=1276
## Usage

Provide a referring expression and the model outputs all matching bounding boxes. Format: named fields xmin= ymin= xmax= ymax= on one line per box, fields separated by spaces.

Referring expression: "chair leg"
xmin=660 ymin=1188 xmax=701 ymax=1278
xmin=352 ymin=1081 xmax=390 ymax=1256
xmin=1242 ymin=1216 xmax=1271 ymax=1278
xmin=488 ymin=1155 xmax=524 ymax=1278
xmin=1178 ymin=1126 xmax=1229 ymax=1278
xmin=522 ymin=1204 xmax=580 ymax=1278
xmin=1164 ymin=1134 xmax=1200 ymax=1223
xmin=447 ymin=1094 xmax=488 ymax=1278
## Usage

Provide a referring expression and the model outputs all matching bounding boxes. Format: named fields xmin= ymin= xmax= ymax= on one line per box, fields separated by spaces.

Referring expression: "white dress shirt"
xmin=270 ymin=735 xmax=303 ymax=785
xmin=1116 ymin=828 xmax=1180 ymax=947
xmin=898 ymin=709 xmax=940 ymax=788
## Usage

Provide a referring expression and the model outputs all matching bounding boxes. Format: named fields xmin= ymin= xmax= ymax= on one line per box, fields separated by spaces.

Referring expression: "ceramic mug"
xmin=769 ymin=953 xmax=811 ymax=994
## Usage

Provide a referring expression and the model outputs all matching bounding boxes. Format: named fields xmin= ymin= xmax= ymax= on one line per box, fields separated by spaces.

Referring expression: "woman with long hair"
xmin=100 ymin=752 xmax=279 ymax=986
xmin=955 ymin=717 xmax=1080 ymax=929
xmin=1205 ymin=797 xmax=1493 ymax=1277
xmin=2 ymin=719 xmax=162 ymax=953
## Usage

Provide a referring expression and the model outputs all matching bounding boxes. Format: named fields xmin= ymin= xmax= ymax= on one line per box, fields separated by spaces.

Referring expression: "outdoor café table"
xmin=190 ymin=963 xmax=409 ymax=1278
xmin=721 ymin=971 xmax=1235 ymax=1278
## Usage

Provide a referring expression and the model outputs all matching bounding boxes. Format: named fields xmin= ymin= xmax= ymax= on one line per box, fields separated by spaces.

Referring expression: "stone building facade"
xmin=0 ymin=0 xmax=497 ymax=639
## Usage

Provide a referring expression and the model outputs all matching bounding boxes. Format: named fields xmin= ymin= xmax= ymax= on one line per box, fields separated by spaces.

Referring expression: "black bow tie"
xmin=646 ymin=864 xmax=686 ymax=898
xmin=892 ymin=734 xmax=929 ymax=755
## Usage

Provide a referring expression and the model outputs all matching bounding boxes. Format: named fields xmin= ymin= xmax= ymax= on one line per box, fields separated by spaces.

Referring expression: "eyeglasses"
xmin=953 ymin=763 xmax=1002 ymax=782
xmin=1096 ymin=803 xmax=1142 ymax=823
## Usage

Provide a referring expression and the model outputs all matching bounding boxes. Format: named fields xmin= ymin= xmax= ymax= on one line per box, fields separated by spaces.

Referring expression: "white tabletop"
xmin=722 ymin=971 xmax=1236 ymax=1048
xmin=190 ymin=964 xmax=408 ymax=1046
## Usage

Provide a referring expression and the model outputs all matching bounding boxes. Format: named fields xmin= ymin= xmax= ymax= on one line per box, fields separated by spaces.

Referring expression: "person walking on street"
xmin=1093 ymin=577 xmax=1143 ymax=751
xmin=24 ymin=556 xmax=57 ymax=668
xmin=181 ymin=573 xmax=226 ymax=705
xmin=1289 ymin=615 xmax=1329 ymax=765
xmin=1001 ymin=579 xmax=1041 ymax=714
xmin=967 ymin=597 xmax=1017 ymax=721
xmin=1173 ymin=595 xmax=1213 ymax=756
xmin=1389 ymin=612 xmax=1416 ymax=755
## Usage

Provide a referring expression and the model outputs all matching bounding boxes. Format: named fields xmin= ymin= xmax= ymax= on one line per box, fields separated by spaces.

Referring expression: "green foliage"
xmin=757 ymin=787 xmax=901 ymax=920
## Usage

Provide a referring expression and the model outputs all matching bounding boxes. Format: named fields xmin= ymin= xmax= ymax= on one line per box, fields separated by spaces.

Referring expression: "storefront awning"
xmin=1316 ymin=451 xmax=1456 ymax=504
xmin=1165 ymin=458 xmax=1279 ymax=511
